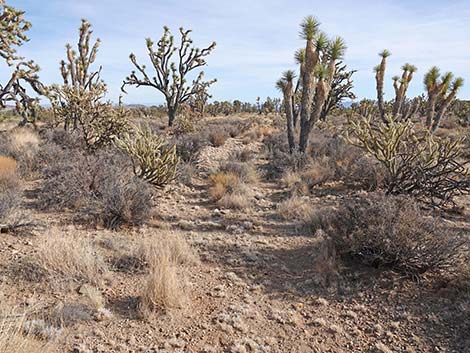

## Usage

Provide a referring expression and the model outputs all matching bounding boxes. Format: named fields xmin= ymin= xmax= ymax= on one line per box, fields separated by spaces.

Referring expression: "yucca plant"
xmin=424 ymin=67 xmax=464 ymax=132
xmin=115 ymin=124 xmax=179 ymax=188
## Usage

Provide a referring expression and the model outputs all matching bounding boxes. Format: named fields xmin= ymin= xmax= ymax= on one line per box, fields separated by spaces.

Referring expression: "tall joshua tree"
xmin=424 ymin=67 xmax=464 ymax=132
xmin=276 ymin=70 xmax=296 ymax=153
xmin=277 ymin=16 xmax=347 ymax=153
xmin=122 ymin=26 xmax=217 ymax=127
xmin=0 ymin=1 xmax=45 ymax=126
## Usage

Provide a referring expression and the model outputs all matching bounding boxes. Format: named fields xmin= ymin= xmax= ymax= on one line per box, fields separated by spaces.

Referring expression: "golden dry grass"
xmin=277 ymin=195 xmax=315 ymax=223
xmin=0 ymin=156 xmax=17 ymax=178
xmin=35 ymin=229 xmax=107 ymax=285
xmin=139 ymin=232 xmax=195 ymax=315
xmin=209 ymin=172 xmax=240 ymax=200
xmin=0 ymin=306 xmax=56 ymax=353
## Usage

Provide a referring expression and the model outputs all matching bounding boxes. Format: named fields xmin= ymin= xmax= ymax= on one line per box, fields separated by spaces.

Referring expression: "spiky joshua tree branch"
xmin=122 ymin=26 xmax=217 ymax=127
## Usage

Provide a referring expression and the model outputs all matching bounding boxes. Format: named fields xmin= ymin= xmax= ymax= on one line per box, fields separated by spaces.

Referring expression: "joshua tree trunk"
xmin=168 ymin=105 xmax=177 ymax=127
xmin=284 ymin=91 xmax=295 ymax=153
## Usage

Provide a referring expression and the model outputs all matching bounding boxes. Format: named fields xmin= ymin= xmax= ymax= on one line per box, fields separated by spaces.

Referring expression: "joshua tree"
xmin=424 ymin=67 xmax=464 ymax=132
xmin=297 ymin=17 xmax=347 ymax=152
xmin=319 ymin=62 xmax=356 ymax=121
xmin=276 ymin=16 xmax=347 ymax=153
xmin=122 ymin=26 xmax=216 ymax=127
xmin=374 ymin=50 xmax=391 ymax=123
xmin=276 ymin=70 xmax=296 ymax=153
xmin=0 ymin=2 xmax=45 ymax=126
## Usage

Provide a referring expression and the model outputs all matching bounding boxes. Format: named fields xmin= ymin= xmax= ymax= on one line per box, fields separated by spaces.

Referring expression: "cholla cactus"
xmin=0 ymin=2 xmax=45 ymax=126
xmin=424 ymin=67 xmax=464 ymax=132
xmin=48 ymin=20 xmax=128 ymax=150
xmin=122 ymin=26 xmax=217 ymax=127
xmin=346 ymin=115 xmax=469 ymax=207
xmin=115 ymin=124 xmax=179 ymax=188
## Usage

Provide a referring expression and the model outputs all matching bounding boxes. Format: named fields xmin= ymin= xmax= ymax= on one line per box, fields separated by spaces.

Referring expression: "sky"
xmin=9 ymin=0 xmax=470 ymax=105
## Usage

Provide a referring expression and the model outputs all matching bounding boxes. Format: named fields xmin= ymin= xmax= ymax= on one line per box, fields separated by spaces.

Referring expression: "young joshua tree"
xmin=122 ymin=26 xmax=217 ymax=127
xmin=276 ymin=70 xmax=296 ymax=153
xmin=374 ymin=50 xmax=390 ymax=123
xmin=424 ymin=67 xmax=464 ymax=132
xmin=0 ymin=1 xmax=45 ymax=126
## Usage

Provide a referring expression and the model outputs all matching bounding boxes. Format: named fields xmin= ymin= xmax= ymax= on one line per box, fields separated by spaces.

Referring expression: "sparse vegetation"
xmin=0 ymin=5 xmax=469 ymax=353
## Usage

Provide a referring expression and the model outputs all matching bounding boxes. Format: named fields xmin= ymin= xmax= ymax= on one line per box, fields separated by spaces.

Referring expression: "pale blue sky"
xmin=11 ymin=0 xmax=470 ymax=104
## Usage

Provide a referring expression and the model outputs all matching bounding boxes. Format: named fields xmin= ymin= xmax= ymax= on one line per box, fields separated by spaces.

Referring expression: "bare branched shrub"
xmin=39 ymin=145 xmax=152 ymax=229
xmin=115 ymin=124 xmax=179 ymax=188
xmin=317 ymin=193 xmax=469 ymax=277
xmin=346 ymin=116 xmax=470 ymax=207
xmin=218 ymin=161 xmax=259 ymax=184
xmin=34 ymin=229 xmax=107 ymax=284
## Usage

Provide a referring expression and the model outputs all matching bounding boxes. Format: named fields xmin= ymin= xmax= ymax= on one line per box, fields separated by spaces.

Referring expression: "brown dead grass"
xmin=209 ymin=172 xmax=241 ymax=201
xmin=0 ymin=156 xmax=17 ymax=178
xmin=0 ymin=306 xmax=56 ymax=353
xmin=139 ymin=232 xmax=195 ymax=315
xmin=277 ymin=195 xmax=315 ymax=223
xmin=34 ymin=229 xmax=107 ymax=285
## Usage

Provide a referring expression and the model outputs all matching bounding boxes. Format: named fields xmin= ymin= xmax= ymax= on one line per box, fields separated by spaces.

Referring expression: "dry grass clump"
xmin=209 ymin=171 xmax=253 ymax=209
xmin=277 ymin=195 xmax=315 ymax=223
xmin=34 ymin=229 xmax=107 ymax=284
xmin=0 ymin=128 xmax=41 ymax=177
xmin=139 ymin=232 xmax=196 ymax=315
xmin=316 ymin=193 xmax=469 ymax=277
xmin=0 ymin=305 xmax=56 ymax=353
xmin=0 ymin=157 xmax=21 ymax=223
xmin=219 ymin=160 xmax=259 ymax=184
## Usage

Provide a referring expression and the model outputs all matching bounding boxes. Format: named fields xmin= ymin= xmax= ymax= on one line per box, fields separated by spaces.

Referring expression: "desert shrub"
xmin=316 ymin=193 xmax=469 ymax=277
xmin=39 ymin=146 xmax=152 ymax=229
xmin=299 ymin=159 xmax=335 ymax=189
xmin=177 ymin=161 xmax=196 ymax=186
xmin=346 ymin=116 xmax=470 ymax=208
xmin=115 ymin=124 xmax=179 ymax=188
xmin=172 ymin=133 xmax=207 ymax=162
xmin=34 ymin=229 xmax=107 ymax=284
xmin=218 ymin=161 xmax=259 ymax=184
xmin=345 ymin=155 xmax=388 ymax=191
xmin=208 ymin=130 xmax=228 ymax=147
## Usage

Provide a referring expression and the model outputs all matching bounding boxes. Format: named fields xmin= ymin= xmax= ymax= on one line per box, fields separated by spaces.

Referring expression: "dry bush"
xmin=300 ymin=159 xmax=335 ymax=188
xmin=0 ymin=306 xmax=56 ymax=353
xmin=218 ymin=160 xmax=259 ymax=184
xmin=34 ymin=229 xmax=107 ymax=284
xmin=218 ymin=189 xmax=252 ymax=209
xmin=277 ymin=195 xmax=314 ymax=223
xmin=139 ymin=233 xmax=195 ymax=314
xmin=316 ymin=193 xmax=469 ymax=277
xmin=208 ymin=130 xmax=228 ymax=147
xmin=177 ymin=161 xmax=196 ymax=186
xmin=39 ymin=145 xmax=152 ymax=229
